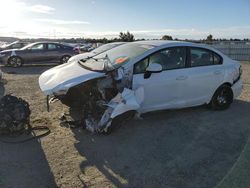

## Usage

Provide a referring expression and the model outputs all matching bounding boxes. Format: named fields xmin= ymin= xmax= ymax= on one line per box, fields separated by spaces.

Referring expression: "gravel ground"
xmin=0 ymin=63 xmax=249 ymax=188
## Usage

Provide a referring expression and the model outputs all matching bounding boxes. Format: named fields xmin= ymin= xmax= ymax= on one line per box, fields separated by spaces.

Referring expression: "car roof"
xmin=30 ymin=41 xmax=61 ymax=45
xmin=131 ymin=40 xmax=223 ymax=54
xmin=132 ymin=40 xmax=193 ymax=47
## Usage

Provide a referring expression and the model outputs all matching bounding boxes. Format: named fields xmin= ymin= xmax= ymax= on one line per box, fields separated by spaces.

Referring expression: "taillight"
xmin=73 ymin=47 xmax=80 ymax=54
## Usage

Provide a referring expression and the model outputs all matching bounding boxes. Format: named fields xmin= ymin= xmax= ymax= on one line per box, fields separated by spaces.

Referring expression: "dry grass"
xmin=0 ymin=63 xmax=249 ymax=188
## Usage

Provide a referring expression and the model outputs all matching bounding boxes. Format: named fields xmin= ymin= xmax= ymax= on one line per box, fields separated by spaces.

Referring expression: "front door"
xmin=24 ymin=43 xmax=47 ymax=63
xmin=132 ymin=47 xmax=188 ymax=113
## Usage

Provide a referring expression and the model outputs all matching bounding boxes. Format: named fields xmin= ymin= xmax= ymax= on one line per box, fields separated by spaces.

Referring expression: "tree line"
xmin=20 ymin=32 xmax=249 ymax=44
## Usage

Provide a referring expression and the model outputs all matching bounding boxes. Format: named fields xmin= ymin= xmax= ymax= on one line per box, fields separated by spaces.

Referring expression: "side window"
xmin=190 ymin=48 xmax=222 ymax=67
xmin=30 ymin=44 xmax=44 ymax=50
xmin=133 ymin=47 xmax=186 ymax=74
xmin=149 ymin=47 xmax=186 ymax=70
xmin=214 ymin=53 xmax=222 ymax=65
xmin=56 ymin=45 xmax=62 ymax=49
xmin=134 ymin=58 xmax=149 ymax=74
xmin=48 ymin=44 xmax=57 ymax=50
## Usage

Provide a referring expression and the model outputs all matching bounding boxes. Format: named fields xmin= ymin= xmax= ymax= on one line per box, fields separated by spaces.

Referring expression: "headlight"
xmin=0 ymin=53 xmax=6 ymax=57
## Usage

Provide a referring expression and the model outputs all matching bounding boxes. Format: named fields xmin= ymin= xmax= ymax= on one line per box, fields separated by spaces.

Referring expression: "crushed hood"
xmin=39 ymin=61 xmax=105 ymax=95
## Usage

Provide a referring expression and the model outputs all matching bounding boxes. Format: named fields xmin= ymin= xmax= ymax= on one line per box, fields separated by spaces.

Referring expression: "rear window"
xmin=62 ymin=45 xmax=73 ymax=50
xmin=190 ymin=48 xmax=222 ymax=67
xmin=48 ymin=44 xmax=57 ymax=50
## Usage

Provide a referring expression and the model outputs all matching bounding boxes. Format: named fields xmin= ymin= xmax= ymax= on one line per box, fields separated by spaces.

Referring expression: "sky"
xmin=0 ymin=0 xmax=250 ymax=39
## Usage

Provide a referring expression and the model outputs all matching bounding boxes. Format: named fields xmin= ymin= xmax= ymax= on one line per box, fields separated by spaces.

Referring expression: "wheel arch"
xmin=7 ymin=55 xmax=24 ymax=66
xmin=60 ymin=54 xmax=71 ymax=63
xmin=221 ymin=82 xmax=232 ymax=87
xmin=209 ymin=82 xmax=234 ymax=104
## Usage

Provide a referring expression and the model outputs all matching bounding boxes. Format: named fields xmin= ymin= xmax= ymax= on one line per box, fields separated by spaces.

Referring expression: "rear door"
xmin=179 ymin=47 xmax=225 ymax=107
xmin=132 ymin=47 xmax=188 ymax=112
xmin=44 ymin=43 xmax=62 ymax=62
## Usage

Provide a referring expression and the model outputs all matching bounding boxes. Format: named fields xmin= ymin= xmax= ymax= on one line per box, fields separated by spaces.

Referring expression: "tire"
xmin=103 ymin=110 xmax=136 ymax=134
xmin=60 ymin=55 xmax=71 ymax=64
xmin=7 ymin=56 xmax=23 ymax=67
xmin=210 ymin=85 xmax=233 ymax=110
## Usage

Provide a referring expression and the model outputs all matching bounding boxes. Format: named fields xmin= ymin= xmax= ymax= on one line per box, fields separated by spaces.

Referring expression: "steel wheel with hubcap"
xmin=210 ymin=85 xmax=233 ymax=110
xmin=8 ymin=56 xmax=23 ymax=67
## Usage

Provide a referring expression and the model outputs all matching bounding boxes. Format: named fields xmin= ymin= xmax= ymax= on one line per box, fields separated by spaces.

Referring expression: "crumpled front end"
xmin=41 ymin=64 xmax=144 ymax=133
xmin=84 ymin=87 xmax=144 ymax=133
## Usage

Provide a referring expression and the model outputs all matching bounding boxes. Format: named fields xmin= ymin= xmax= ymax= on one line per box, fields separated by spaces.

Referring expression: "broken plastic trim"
xmin=84 ymin=87 xmax=144 ymax=133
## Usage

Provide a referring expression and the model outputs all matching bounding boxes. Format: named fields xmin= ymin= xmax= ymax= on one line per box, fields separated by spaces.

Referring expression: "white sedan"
xmin=39 ymin=41 xmax=243 ymax=133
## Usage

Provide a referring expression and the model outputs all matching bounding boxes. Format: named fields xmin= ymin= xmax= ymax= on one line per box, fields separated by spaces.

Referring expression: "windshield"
xmin=1 ymin=41 xmax=18 ymax=48
xmin=21 ymin=43 xmax=35 ymax=50
xmin=91 ymin=43 xmax=124 ymax=54
xmin=79 ymin=42 xmax=154 ymax=72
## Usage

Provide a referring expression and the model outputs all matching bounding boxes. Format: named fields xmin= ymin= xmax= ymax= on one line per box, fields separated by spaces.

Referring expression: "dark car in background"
xmin=0 ymin=41 xmax=29 ymax=51
xmin=0 ymin=42 xmax=79 ymax=67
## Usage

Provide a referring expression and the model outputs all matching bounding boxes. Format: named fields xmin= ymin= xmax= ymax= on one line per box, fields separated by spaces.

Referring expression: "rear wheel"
xmin=8 ymin=56 xmax=23 ymax=67
xmin=60 ymin=55 xmax=71 ymax=64
xmin=210 ymin=85 xmax=233 ymax=110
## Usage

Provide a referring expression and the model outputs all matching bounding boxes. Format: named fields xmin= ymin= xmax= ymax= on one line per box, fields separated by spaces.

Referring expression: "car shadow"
xmin=70 ymin=99 xmax=250 ymax=188
xmin=0 ymin=64 xmax=57 ymax=75
xmin=0 ymin=80 xmax=5 ymax=98
xmin=0 ymin=79 xmax=57 ymax=187
xmin=0 ymin=136 xmax=57 ymax=187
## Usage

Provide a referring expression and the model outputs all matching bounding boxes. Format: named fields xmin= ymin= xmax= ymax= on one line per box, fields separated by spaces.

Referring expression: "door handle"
xmin=176 ymin=75 xmax=188 ymax=80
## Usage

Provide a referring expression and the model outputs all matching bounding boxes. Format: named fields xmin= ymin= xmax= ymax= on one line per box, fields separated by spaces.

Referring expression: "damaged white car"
xmin=39 ymin=41 xmax=243 ymax=133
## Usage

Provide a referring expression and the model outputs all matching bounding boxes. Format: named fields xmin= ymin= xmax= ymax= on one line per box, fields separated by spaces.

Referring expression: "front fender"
xmin=109 ymin=87 xmax=144 ymax=118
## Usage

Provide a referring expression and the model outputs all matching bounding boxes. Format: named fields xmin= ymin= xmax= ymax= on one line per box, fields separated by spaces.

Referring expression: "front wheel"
xmin=60 ymin=55 xmax=71 ymax=64
xmin=210 ymin=85 xmax=233 ymax=110
xmin=103 ymin=110 xmax=136 ymax=134
xmin=8 ymin=56 xmax=23 ymax=67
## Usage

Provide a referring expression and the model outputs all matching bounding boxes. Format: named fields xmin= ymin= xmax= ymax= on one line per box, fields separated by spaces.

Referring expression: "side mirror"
xmin=144 ymin=63 xmax=162 ymax=79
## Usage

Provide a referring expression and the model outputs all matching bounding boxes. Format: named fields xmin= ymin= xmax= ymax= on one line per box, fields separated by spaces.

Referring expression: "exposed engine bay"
xmin=48 ymin=67 xmax=143 ymax=133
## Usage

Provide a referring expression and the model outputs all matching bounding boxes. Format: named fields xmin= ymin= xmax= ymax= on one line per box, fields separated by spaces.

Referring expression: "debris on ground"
xmin=0 ymin=94 xmax=50 ymax=143
xmin=54 ymin=67 xmax=144 ymax=133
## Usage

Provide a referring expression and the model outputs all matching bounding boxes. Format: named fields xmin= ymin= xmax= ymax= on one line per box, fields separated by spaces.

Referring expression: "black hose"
xmin=0 ymin=125 xmax=50 ymax=144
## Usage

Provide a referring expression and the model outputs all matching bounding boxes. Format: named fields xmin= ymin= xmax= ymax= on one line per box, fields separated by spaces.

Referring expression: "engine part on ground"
xmin=0 ymin=95 xmax=31 ymax=135
xmin=0 ymin=95 xmax=50 ymax=143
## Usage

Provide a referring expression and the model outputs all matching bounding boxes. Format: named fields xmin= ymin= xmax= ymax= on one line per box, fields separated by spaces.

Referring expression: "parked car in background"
xmin=67 ymin=42 xmax=127 ymax=64
xmin=39 ymin=40 xmax=242 ymax=133
xmin=0 ymin=42 xmax=79 ymax=67
xmin=0 ymin=41 xmax=29 ymax=51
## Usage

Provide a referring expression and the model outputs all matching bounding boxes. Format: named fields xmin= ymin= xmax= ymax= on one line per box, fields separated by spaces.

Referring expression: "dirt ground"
xmin=0 ymin=63 xmax=250 ymax=188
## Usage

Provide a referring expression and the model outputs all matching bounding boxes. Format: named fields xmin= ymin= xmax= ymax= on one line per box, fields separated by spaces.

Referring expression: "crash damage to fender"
xmin=39 ymin=63 xmax=144 ymax=133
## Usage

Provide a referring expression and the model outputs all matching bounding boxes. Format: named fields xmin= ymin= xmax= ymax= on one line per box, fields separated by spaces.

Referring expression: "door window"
xmin=134 ymin=47 xmax=186 ymax=74
xmin=48 ymin=44 xmax=57 ymax=50
xmin=30 ymin=44 xmax=45 ymax=50
xmin=190 ymin=48 xmax=222 ymax=67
